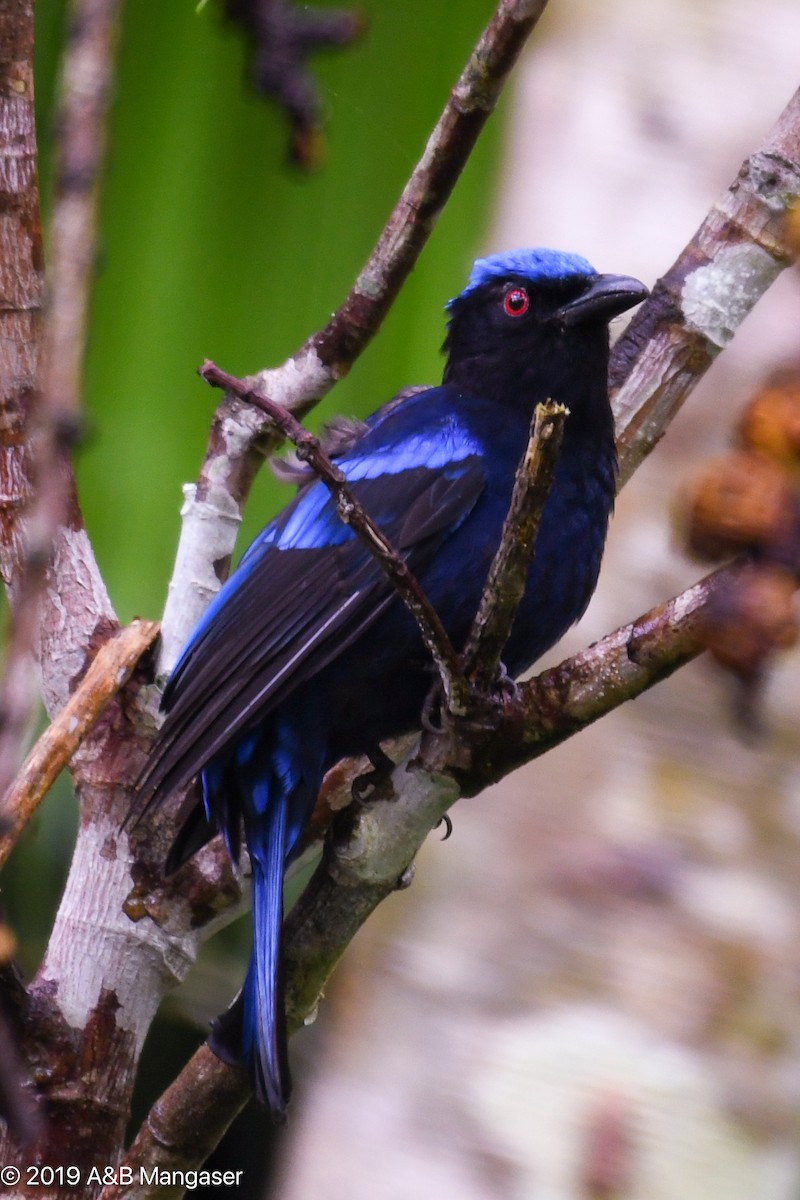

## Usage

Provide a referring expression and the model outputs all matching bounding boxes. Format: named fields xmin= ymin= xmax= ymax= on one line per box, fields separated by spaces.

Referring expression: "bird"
xmin=134 ymin=247 xmax=648 ymax=1115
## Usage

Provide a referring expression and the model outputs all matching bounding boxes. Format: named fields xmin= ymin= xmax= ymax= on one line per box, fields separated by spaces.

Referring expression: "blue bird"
xmin=135 ymin=248 xmax=647 ymax=1114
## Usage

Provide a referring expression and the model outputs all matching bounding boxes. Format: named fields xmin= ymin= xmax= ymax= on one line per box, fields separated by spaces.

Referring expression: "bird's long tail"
xmin=209 ymin=782 xmax=291 ymax=1116
xmin=205 ymin=717 xmax=324 ymax=1115
xmin=247 ymin=843 xmax=291 ymax=1112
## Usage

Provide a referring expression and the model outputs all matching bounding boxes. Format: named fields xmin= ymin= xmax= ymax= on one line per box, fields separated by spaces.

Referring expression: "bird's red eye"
xmin=503 ymin=287 xmax=529 ymax=317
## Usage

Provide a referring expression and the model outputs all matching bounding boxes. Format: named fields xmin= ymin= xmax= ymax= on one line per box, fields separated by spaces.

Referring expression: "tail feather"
xmin=243 ymin=792 xmax=291 ymax=1114
xmin=193 ymin=715 xmax=325 ymax=1114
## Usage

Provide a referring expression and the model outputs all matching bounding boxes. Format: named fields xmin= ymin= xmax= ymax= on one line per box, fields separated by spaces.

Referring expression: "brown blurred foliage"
xmin=683 ymin=368 xmax=800 ymax=692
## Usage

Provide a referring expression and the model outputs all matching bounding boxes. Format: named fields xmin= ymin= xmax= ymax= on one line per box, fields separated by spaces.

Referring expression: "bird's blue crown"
xmin=449 ymin=247 xmax=596 ymax=308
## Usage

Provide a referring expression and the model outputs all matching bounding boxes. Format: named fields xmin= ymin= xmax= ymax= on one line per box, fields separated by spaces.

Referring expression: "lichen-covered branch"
xmin=610 ymin=85 xmax=800 ymax=484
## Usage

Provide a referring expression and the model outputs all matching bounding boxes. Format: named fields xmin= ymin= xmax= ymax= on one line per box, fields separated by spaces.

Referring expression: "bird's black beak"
xmin=555 ymin=273 xmax=649 ymax=327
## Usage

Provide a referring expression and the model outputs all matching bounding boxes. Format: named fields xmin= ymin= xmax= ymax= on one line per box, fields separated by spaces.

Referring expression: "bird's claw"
xmin=351 ymin=746 xmax=395 ymax=802
xmin=435 ymin=813 xmax=453 ymax=841
xmin=351 ymin=771 xmax=378 ymax=802
xmin=367 ymin=745 xmax=396 ymax=774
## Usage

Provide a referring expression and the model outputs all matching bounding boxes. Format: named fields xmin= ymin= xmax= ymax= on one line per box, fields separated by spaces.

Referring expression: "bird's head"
xmin=443 ymin=247 xmax=648 ymax=400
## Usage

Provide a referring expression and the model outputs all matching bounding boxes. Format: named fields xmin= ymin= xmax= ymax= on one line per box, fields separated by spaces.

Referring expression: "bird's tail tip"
xmin=209 ymin=963 xmax=292 ymax=1119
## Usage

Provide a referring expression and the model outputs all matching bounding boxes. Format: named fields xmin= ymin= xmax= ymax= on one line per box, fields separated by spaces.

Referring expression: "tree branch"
xmin=33 ymin=0 xmax=123 ymax=718
xmin=0 ymin=1 xmax=173 ymax=1186
xmin=0 ymin=0 xmax=120 ymax=739
xmin=462 ymin=400 xmax=567 ymax=694
xmin=611 ymin=85 xmax=800 ymax=484
xmin=449 ymin=564 xmax=736 ymax=791
xmin=0 ymin=620 xmax=158 ymax=870
xmin=0 ymin=0 xmax=47 ymax=803
xmin=99 ymin=1045 xmax=251 ymax=1200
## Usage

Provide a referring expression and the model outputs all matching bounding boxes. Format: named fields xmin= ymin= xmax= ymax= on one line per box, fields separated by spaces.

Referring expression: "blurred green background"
xmin=11 ymin=0 xmax=506 ymax=1189
xmin=36 ymin=0 xmax=502 ymax=624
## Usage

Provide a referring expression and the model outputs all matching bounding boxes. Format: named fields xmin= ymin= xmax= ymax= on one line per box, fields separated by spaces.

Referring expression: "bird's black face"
xmin=442 ymin=269 xmax=648 ymax=401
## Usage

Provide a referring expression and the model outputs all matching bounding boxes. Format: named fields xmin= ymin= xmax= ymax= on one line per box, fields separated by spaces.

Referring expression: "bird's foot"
xmin=351 ymin=745 xmax=396 ymax=802
xmin=493 ymin=661 xmax=520 ymax=703
xmin=423 ymin=665 xmax=519 ymax=737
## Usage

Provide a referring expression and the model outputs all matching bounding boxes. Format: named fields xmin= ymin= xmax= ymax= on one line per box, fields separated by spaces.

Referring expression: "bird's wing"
xmin=136 ymin=401 xmax=485 ymax=809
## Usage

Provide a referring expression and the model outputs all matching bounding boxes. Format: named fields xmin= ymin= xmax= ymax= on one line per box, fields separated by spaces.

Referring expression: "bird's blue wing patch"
xmin=342 ymin=421 xmax=480 ymax=482
xmin=217 ymin=408 xmax=481 ymax=576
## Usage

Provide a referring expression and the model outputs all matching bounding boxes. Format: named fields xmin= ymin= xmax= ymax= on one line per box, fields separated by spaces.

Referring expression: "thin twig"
xmin=304 ymin=0 xmax=550 ymax=373
xmin=158 ymin=0 xmax=550 ymax=675
xmin=463 ymin=400 xmax=568 ymax=694
xmin=0 ymin=620 xmax=158 ymax=871
xmin=200 ymin=361 xmax=470 ymax=715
